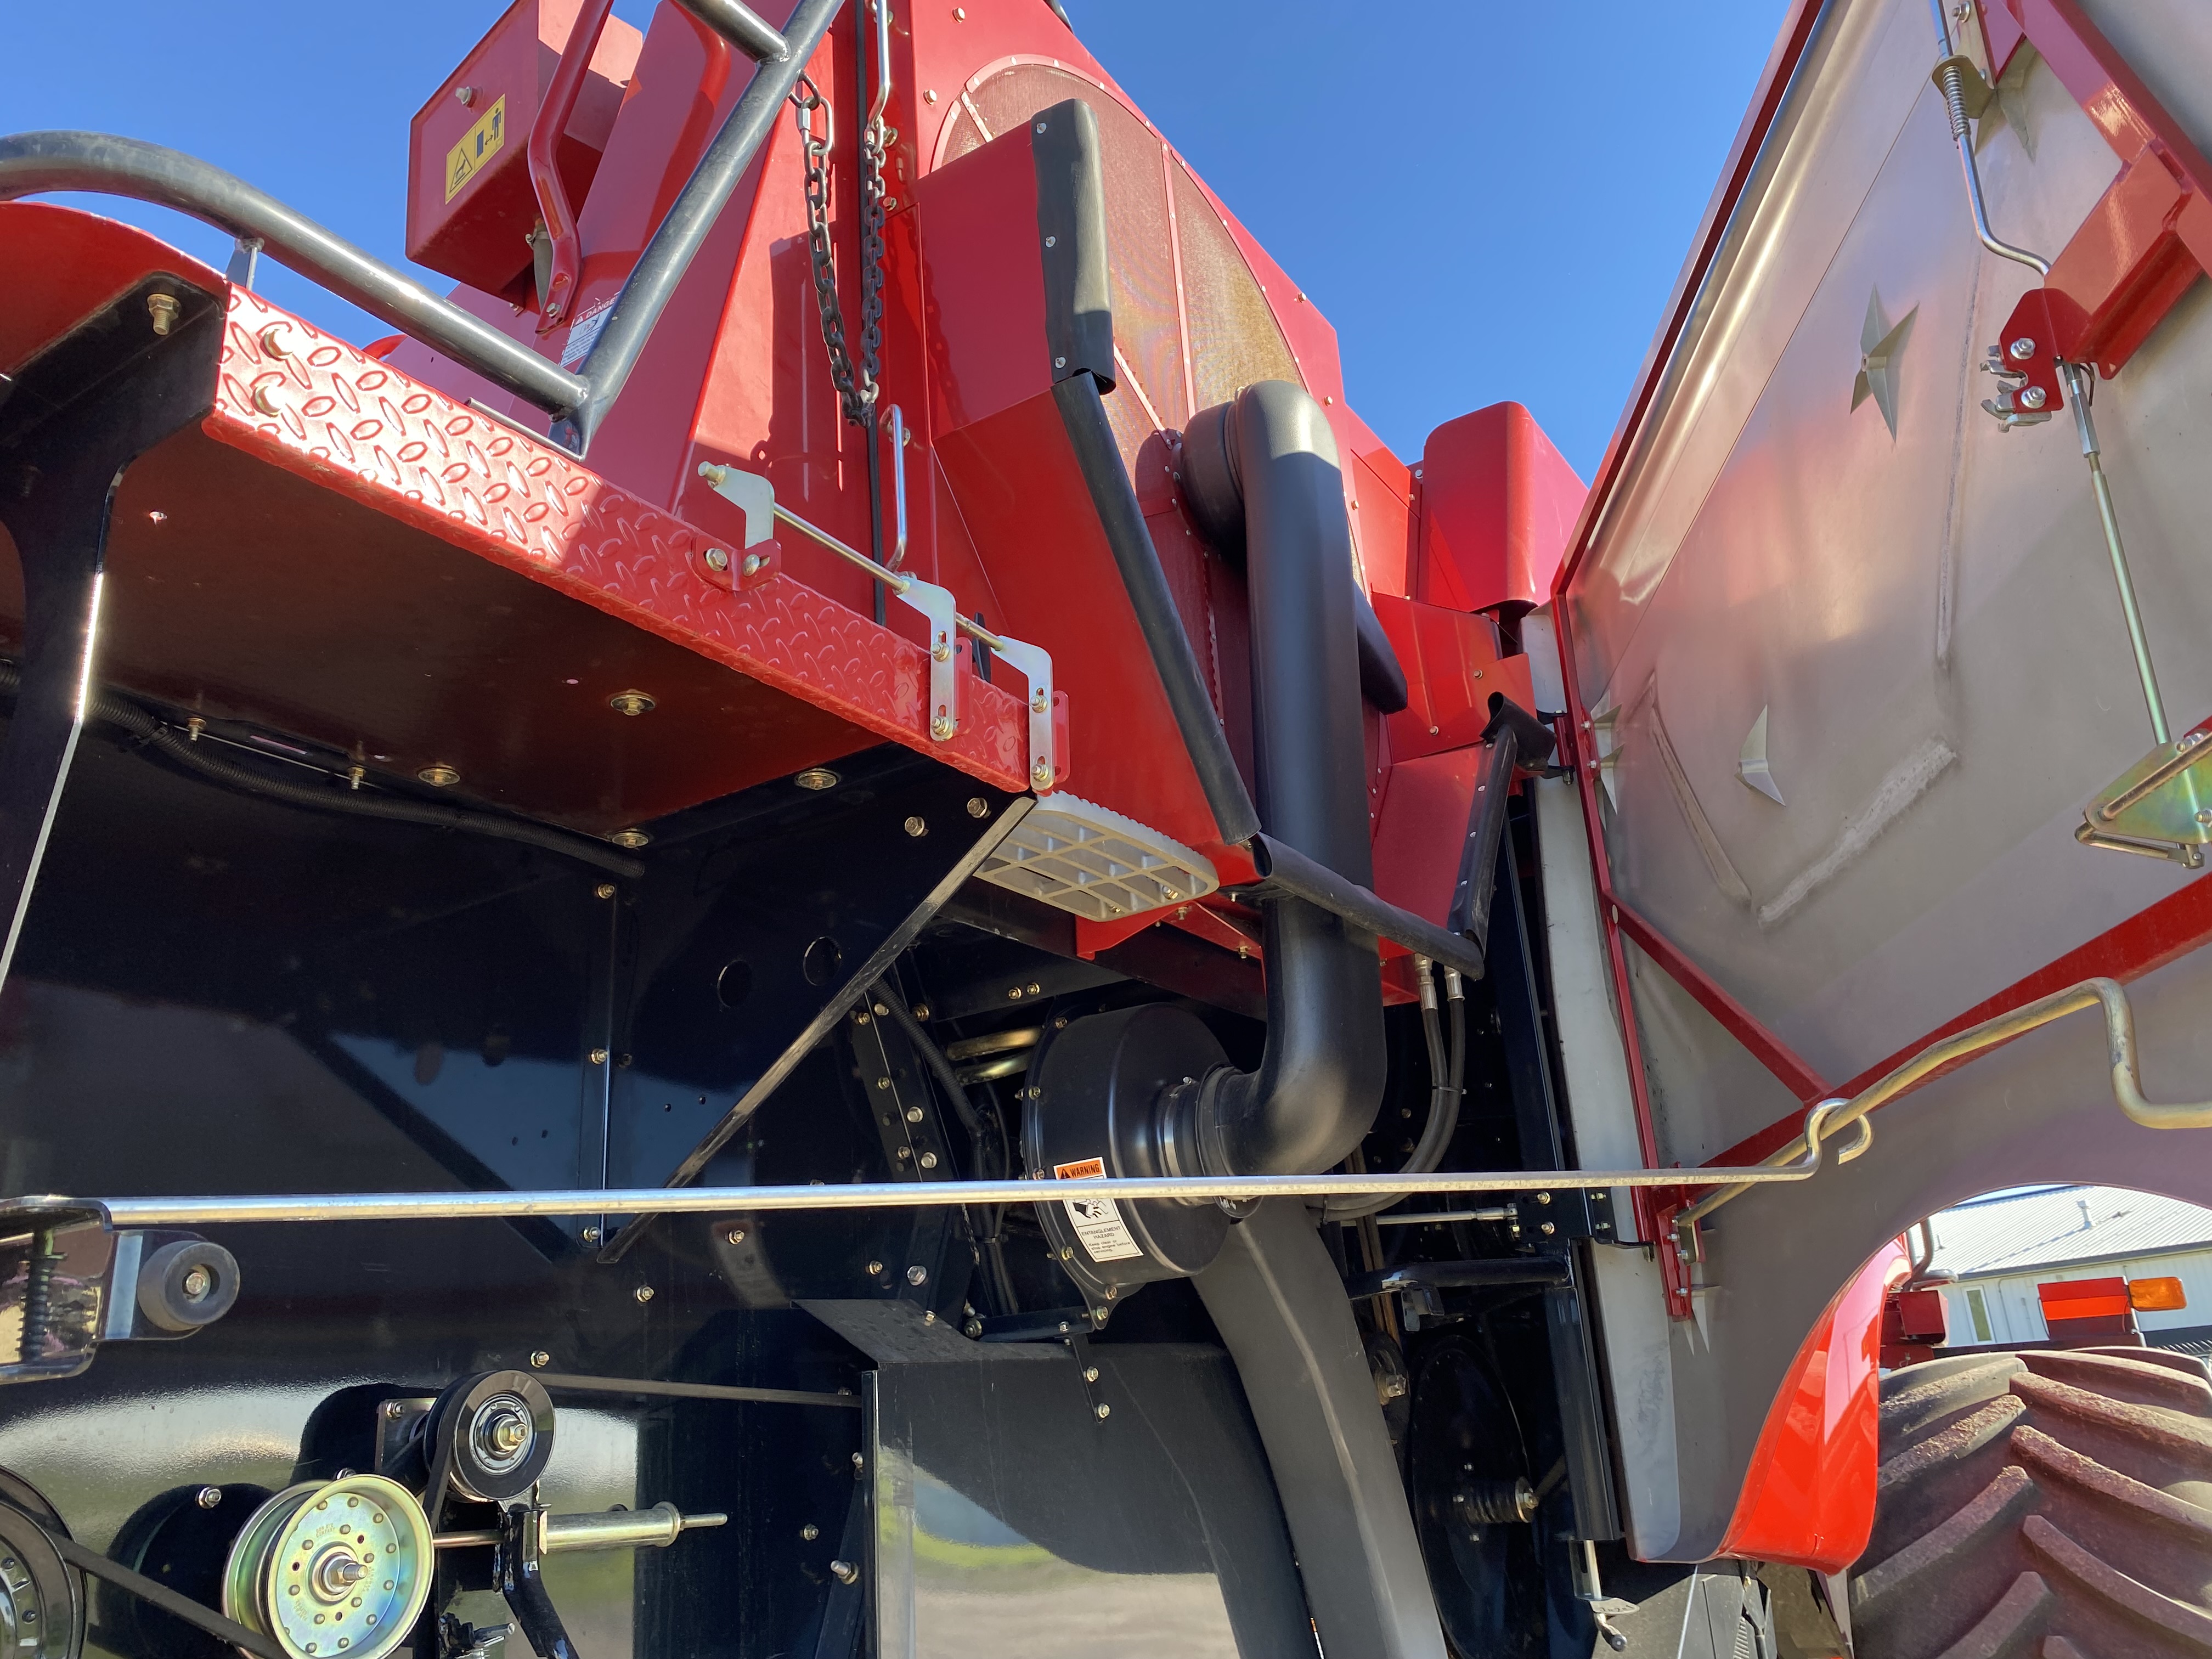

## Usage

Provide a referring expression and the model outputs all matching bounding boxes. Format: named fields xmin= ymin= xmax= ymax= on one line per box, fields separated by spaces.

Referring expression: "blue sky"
xmin=4 ymin=0 xmax=1782 ymax=478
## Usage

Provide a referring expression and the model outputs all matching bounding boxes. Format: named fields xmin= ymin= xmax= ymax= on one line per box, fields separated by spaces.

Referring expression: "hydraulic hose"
xmin=0 ymin=662 xmax=642 ymax=877
xmin=1326 ymin=962 xmax=1466 ymax=1221
xmin=874 ymin=981 xmax=997 ymax=1175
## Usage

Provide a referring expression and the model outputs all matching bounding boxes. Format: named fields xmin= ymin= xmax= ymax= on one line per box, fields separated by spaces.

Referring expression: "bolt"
xmin=896 ymin=1146 xmax=912 ymax=1161
xmin=726 ymin=1227 xmax=747 ymax=1244
xmin=419 ymin=764 xmax=461 ymax=787
xmin=830 ymin=1560 xmax=859 ymax=1585
xmin=197 ymin=1486 xmax=223 ymax=1509
xmin=1082 ymin=1366 xmax=1099 ymax=1383
xmin=912 ymin=1005 xmax=929 ymax=1020
xmin=795 ymin=768 xmax=839 ymax=791
xmin=595 ymin=883 xmax=617 ymax=899
xmin=906 ymin=1265 xmax=928 ymax=1285
xmin=612 ymin=828 xmax=651 ymax=851
xmin=966 ymin=1319 xmax=983 ymax=1336
xmin=1094 ymin=1403 xmax=1110 ymax=1420
xmin=635 ymin=1285 xmax=655 ymax=1302
xmin=2197 ymin=809 xmax=2212 ymax=826
xmin=1007 ymin=988 xmax=1024 ymax=1001
xmin=608 ymin=690 xmax=656 ymax=717
xmin=180 ymin=1265 xmax=213 ymax=1301
xmin=919 ymin=1151 xmax=938 ymax=1169
xmin=1032 ymin=760 xmax=1054 ymax=788
xmin=904 ymin=815 xmax=927 ymax=836
xmin=1540 ymin=1222 xmax=1556 ymax=1236
xmin=866 ymin=1260 xmax=884 ymax=1276
xmin=876 ymin=1077 xmax=892 ymax=1091
xmin=259 ymin=323 xmax=294 ymax=357
xmin=905 ymin=1105 xmax=924 ymax=1122
xmin=531 ymin=1351 xmax=551 ymax=1368
xmin=582 ymin=1227 xmax=601 ymax=1243
xmin=147 ymin=292 xmax=180 ymax=336
xmin=1045 ymin=236 xmax=1057 ymax=248
xmin=251 ymin=384 xmax=281 ymax=416
xmin=704 ymin=546 xmax=731 ymax=573
xmin=2010 ymin=337 xmax=2037 ymax=360
xmin=1059 ymin=1246 xmax=1074 ymax=1262
xmin=923 ymin=1308 xmax=936 ymax=1324
xmin=802 ymin=1522 xmax=820 ymax=1541
xmin=967 ymin=798 xmax=989 ymax=818
xmin=384 ymin=1401 xmax=405 ymax=1420
xmin=742 ymin=553 xmax=763 ymax=577
xmin=590 ymin=1048 xmax=610 ymax=1065
xmin=2020 ymin=386 xmax=2047 ymax=409
xmin=1028 ymin=981 xmax=1041 ymax=995
xmin=851 ymin=1452 xmax=865 ymax=1472
xmin=1535 ymin=1192 xmax=1551 ymax=1204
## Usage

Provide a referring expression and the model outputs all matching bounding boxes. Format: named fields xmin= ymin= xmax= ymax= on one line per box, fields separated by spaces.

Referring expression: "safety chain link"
xmin=789 ymin=74 xmax=882 ymax=429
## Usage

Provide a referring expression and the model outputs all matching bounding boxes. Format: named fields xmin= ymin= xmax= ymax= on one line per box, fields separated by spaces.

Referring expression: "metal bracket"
xmin=2079 ymin=716 xmax=2212 ymax=866
xmin=1514 ymin=1186 xmax=1615 ymax=1249
xmin=963 ymin=623 xmax=1056 ymax=791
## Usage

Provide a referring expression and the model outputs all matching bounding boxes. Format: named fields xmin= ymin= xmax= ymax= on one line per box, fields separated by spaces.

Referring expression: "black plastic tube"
xmin=1180 ymin=381 xmax=1386 ymax=1178
xmin=0 ymin=132 xmax=589 ymax=417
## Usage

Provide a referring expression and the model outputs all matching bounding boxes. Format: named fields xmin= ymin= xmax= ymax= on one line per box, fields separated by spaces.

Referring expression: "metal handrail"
xmin=85 ymin=1125 xmax=1849 ymax=1227
xmin=0 ymin=0 xmax=836 ymax=453
xmin=1675 ymin=975 xmax=2212 ymax=1235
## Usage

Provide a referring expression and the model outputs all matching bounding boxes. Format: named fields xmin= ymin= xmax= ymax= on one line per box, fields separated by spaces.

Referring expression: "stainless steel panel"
xmin=867 ymin=1344 xmax=1309 ymax=1658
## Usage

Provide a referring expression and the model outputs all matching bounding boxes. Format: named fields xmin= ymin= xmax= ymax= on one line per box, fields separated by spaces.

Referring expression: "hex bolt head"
xmin=704 ymin=546 xmax=730 ymax=573
xmin=904 ymin=1105 xmax=923 ymax=1123
xmin=196 ymin=1486 xmax=223 ymax=1509
xmin=801 ymin=1523 xmax=820 ymax=1541
xmin=904 ymin=816 xmax=927 ymax=837
xmin=581 ymin=1227 xmax=601 ymax=1244
xmin=830 ymin=1560 xmax=859 ymax=1585
xmin=967 ymin=798 xmax=989 ymax=817
xmin=147 ymin=293 xmax=180 ymax=336
xmin=1082 ymin=1366 xmax=1099 ymax=1383
xmin=635 ymin=1285 xmax=655 ymax=1303
xmin=906 ymin=1265 xmax=928 ymax=1285
xmin=384 ymin=1402 xmax=405 ymax=1420
xmin=929 ymin=715 xmax=956 ymax=740
xmin=1031 ymin=760 xmax=1054 ymax=789
xmin=966 ymin=1319 xmax=983 ymax=1336
xmin=726 ymin=1226 xmax=748 ymax=1244
xmin=866 ymin=1260 xmax=884 ymax=1276
xmin=851 ymin=1452 xmax=864 ymax=1471
xmin=589 ymin=1048 xmax=610 ymax=1065
xmin=1059 ymin=1246 xmax=1074 ymax=1262
xmin=2009 ymin=336 xmax=2037 ymax=360
xmin=608 ymin=690 xmax=656 ymax=718
xmin=741 ymin=553 xmax=762 ymax=577
xmin=594 ymin=883 xmax=617 ymax=900
xmin=919 ymin=1152 xmax=939 ymax=1169
xmin=530 ymin=1351 xmax=552 ymax=1368
xmin=1094 ymin=1403 xmax=1111 ymax=1420
xmin=2020 ymin=386 xmax=2047 ymax=409
xmin=1539 ymin=1222 xmax=1556 ymax=1236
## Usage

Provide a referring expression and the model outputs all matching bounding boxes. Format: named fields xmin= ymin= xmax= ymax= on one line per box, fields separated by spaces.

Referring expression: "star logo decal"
xmin=1852 ymin=287 xmax=1917 ymax=438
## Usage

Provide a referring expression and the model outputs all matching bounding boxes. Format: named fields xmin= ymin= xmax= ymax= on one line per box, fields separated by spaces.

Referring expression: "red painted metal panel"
xmin=912 ymin=120 xmax=1052 ymax=435
xmin=1372 ymin=594 xmax=1533 ymax=766
xmin=1717 ymin=1242 xmax=1901 ymax=1572
xmin=1417 ymin=403 xmax=1587 ymax=614
xmin=1372 ymin=748 xmax=1485 ymax=929
xmin=208 ymin=286 xmax=1030 ymax=804
xmin=404 ymin=0 xmax=642 ymax=300
xmin=0 ymin=204 xmax=225 ymax=376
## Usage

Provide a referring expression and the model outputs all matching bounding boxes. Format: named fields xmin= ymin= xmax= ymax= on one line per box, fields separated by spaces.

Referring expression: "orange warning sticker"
xmin=1052 ymin=1157 xmax=1142 ymax=1262
xmin=444 ymin=94 xmax=507 ymax=202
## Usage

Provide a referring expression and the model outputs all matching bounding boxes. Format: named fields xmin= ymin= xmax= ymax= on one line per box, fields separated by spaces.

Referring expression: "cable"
xmin=0 ymin=662 xmax=642 ymax=878
xmin=874 ymin=981 xmax=997 ymax=1174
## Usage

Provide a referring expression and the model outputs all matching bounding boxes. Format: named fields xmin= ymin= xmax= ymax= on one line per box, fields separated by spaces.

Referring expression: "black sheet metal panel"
xmin=1195 ymin=1200 xmax=1448 ymax=1659
xmin=854 ymin=1317 xmax=1312 ymax=1657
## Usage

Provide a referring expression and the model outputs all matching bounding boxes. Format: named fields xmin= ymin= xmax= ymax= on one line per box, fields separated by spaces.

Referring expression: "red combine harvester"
xmin=2 ymin=1 xmax=2210 ymax=1656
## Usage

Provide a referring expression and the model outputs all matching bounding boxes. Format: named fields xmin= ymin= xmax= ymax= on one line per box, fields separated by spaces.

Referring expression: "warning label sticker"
xmin=444 ymin=94 xmax=507 ymax=202
xmin=1052 ymin=1157 xmax=1142 ymax=1263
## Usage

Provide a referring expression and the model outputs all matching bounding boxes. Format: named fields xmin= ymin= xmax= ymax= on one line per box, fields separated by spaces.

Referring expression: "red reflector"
xmin=2039 ymin=1277 xmax=2131 ymax=1322
xmin=2130 ymin=1276 xmax=2188 ymax=1312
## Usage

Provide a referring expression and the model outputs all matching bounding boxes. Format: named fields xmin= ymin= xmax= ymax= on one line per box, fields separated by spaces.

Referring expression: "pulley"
xmin=0 ymin=1472 xmax=82 ymax=1659
xmin=425 ymin=1372 xmax=556 ymax=1504
xmin=221 ymin=1475 xmax=432 ymax=1659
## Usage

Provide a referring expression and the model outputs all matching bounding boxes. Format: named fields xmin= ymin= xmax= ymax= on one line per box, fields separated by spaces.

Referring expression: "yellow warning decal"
xmin=444 ymin=94 xmax=507 ymax=202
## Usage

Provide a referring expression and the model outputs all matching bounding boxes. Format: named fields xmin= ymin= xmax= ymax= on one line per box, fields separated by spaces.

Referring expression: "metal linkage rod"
xmin=1675 ymin=975 xmax=2212 ymax=1234
xmin=89 ymin=1142 xmax=1847 ymax=1228
xmin=1927 ymin=0 xmax=2048 ymax=275
xmin=2062 ymin=362 xmax=2168 ymax=743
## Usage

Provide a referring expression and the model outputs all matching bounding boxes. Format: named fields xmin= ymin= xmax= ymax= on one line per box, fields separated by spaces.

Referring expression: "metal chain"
xmin=790 ymin=74 xmax=879 ymax=429
xmin=857 ymin=105 xmax=893 ymax=411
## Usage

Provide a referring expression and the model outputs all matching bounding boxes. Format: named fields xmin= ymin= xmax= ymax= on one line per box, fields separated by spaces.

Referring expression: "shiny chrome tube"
xmin=1677 ymin=975 xmax=2212 ymax=1234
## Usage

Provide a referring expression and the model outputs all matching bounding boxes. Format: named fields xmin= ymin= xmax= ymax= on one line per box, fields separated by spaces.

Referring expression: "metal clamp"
xmin=959 ymin=618 xmax=1055 ymax=790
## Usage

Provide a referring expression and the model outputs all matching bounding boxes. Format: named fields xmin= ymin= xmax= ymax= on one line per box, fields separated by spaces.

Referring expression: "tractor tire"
xmin=1848 ymin=1347 xmax=2212 ymax=1659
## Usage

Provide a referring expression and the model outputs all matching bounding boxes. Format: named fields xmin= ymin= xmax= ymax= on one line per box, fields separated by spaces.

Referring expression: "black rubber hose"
xmin=1326 ymin=962 xmax=1465 ymax=1220
xmin=875 ymin=983 xmax=995 ymax=1173
xmin=0 ymin=663 xmax=642 ymax=878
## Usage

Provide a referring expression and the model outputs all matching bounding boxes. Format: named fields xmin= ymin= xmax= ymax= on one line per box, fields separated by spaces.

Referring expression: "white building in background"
xmin=1925 ymin=1186 xmax=2212 ymax=1356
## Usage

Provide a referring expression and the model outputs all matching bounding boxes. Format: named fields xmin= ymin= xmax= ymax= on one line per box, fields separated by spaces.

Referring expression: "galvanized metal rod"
xmin=569 ymin=0 xmax=839 ymax=445
xmin=0 ymin=131 xmax=590 ymax=417
xmin=86 ymin=1153 xmax=1842 ymax=1229
xmin=1677 ymin=975 xmax=2212 ymax=1233
xmin=2062 ymin=362 xmax=2168 ymax=743
xmin=1928 ymin=0 xmax=2049 ymax=275
xmin=672 ymin=0 xmax=790 ymax=60
xmin=770 ymin=500 xmax=1002 ymax=653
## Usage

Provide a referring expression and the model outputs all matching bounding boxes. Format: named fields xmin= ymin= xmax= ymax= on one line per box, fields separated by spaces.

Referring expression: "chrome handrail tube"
xmin=1676 ymin=975 xmax=2212 ymax=1235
